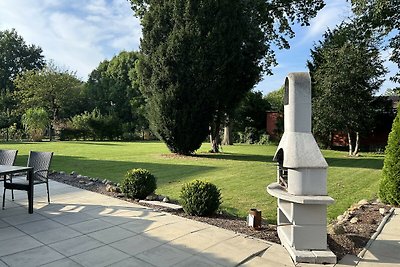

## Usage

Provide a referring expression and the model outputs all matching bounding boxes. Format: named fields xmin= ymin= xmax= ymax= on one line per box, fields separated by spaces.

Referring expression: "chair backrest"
xmin=0 ymin=150 xmax=18 ymax=166
xmin=28 ymin=151 xmax=53 ymax=179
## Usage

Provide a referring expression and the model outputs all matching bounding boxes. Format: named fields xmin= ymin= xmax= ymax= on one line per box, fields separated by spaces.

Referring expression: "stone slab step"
xmin=139 ymin=200 xmax=183 ymax=210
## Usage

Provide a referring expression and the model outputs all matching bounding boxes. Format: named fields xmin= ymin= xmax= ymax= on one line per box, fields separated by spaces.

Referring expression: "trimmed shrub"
xmin=180 ymin=180 xmax=222 ymax=216
xmin=121 ymin=169 xmax=157 ymax=199
xmin=379 ymin=110 xmax=400 ymax=205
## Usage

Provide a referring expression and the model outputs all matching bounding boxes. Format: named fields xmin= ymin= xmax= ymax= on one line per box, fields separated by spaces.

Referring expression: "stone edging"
xmin=357 ymin=207 xmax=395 ymax=259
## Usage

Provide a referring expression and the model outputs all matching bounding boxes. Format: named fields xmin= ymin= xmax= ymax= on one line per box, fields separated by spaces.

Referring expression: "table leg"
xmin=28 ymin=169 xmax=33 ymax=214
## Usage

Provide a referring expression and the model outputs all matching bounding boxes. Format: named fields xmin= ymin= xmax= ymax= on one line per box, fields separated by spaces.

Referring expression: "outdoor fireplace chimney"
xmin=267 ymin=72 xmax=336 ymax=264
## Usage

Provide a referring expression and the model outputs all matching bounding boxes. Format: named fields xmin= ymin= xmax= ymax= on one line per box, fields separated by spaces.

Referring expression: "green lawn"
xmin=0 ymin=141 xmax=383 ymax=223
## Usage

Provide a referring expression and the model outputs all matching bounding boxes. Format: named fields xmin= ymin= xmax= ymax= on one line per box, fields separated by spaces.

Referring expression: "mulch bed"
xmin=49 ymin=172 xmax=392 ymax=260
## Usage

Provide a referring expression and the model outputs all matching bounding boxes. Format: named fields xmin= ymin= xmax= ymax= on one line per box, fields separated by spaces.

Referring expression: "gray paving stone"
xmin=40 ymin=258 xmax=82 ymax=267
xmin=0 ymin=235 xmax=42 ymax=257
xmin=136 ymin=244 xmax=192 ymax=267
xmin=0 ymin=226 xmax=25 ymax=241
xmin=239 ymin=256 xmax=289 ymax=266
xmin=0 ymin=219 xmax=9 ymax=229
xmin=145 ymin=221 xmax=207 ymax=241
xmin=70 ymin=245 xmax=130 ymax=267
xmin=31 ymin=226 xmax=82 ymax=245
xmin=174 ymin=255 xmax=225 ymax=267
xmin=69 ymin=218 xmax=114 ymax=234
xmin=14 ymin=218 xmax=64 ymax=235
xmin=51 ymin=212 xmax=95 ymax=225
xmin=110 ymin=235 xmax=162 ymax=256
xmin=201 ymin=235 xmax=271 ymax=266
xmin=335 ymin=254 xmax=359 ymax=266
xmin=51 ymin=235 xmax=103 ymax=257
xmin=88 ymin=226 xmax=137 ymax=243
xmin=106 ymin=257 xmax=155 ymax=267
xmin=118 ymin=218 xmax=164 ymax=234
xmin=1 ymin=212 xmax=46 ymax=226
xmin=0 ymin=206 xmax=27 ymax=217
xmin=1 ymin=245 xmax=64 ymax=267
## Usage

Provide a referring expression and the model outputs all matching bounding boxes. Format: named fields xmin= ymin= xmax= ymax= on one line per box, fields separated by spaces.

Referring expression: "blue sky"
xmin=0 ymin=0 xmax=397 ymax=95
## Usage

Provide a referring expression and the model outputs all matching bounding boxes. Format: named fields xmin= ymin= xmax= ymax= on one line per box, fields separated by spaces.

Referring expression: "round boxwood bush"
xmin=121 ymin=169 xmax=157 ymax=199
xmin=180 ymin=180 xmax=222 ymax=216
xmin=379 ymin=109 xmax=400 ymax=205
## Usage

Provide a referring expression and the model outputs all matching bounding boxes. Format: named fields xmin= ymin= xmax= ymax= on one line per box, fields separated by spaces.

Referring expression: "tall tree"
xmin=308 ymin=22 xmax=387 ymax=155
xmin=86 ymin=51 xmax=146 ymax=134
xmin=130 ymin=0 xmax=325 ymax=155
xmin=14 ymin=64 xmax=82 ymax=140
xmin=0 ymin=29 xmax=44 ymax=136
xmin=351 ymin=0 xmax=400 ymax=83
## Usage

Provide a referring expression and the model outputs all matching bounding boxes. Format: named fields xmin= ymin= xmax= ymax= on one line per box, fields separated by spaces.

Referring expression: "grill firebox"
xmin=267 ymin=72 xmax=336 ymax=264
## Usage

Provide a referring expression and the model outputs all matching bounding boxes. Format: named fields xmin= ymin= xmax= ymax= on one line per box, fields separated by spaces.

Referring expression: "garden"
xmin=0 ymin=141 xmax=384 ymax=223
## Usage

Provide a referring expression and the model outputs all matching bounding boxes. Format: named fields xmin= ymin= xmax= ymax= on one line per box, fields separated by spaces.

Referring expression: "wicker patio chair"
xmin=0 ymin=149 xmax=18 ymax=199
xmin=2 ymin=151 xmax=53 ymax=209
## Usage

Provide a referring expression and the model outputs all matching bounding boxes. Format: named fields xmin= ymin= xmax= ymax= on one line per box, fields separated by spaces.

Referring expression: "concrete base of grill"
xmin=278 ymin=227 xmax=336 ymax=264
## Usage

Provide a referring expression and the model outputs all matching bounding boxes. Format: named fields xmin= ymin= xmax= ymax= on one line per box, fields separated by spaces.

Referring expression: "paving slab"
xmin=51 ymin=235 xmax=104 ymax=257
xmin=201 ymin=235 xmax=271 ymax=266
xmin=87 ymin=225 xmax=137 ymax=243
xmin=261 ymin=244 xmax=294 ymax=266
xmin=1 ymin=245 xmax=64 ymax=267
xmin=239 ymin=256 xmax=289 ymax=266
xmin=110 ymin=234 xmax=163 ymax=256
xmin=0 ymin=226 xmax=26 ymax=241
xmin=40 ymin=257 xmax=82 ymax=267
xmin=31 ymin=226 xmax=82 ymax=245
xmin=135 ymin=244 xmax=192 ymax=267
xmin=335 ymin=254 xmax=359 ymax=266
xmin=0 ymin=235 xmax=42 ymax=257
xmin=107 ymin=257 xmax=155 ymax=267
xmin=70 ymin=245 xmax=131 ymax=267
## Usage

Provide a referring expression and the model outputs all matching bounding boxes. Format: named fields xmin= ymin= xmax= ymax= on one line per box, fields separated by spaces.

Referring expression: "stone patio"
xmin=1 ymin=179 xmax=398 ymax=267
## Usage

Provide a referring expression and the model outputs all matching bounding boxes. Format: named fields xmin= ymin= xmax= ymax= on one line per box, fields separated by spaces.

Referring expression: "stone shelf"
xmin=267 ymin=183 xmax=334 ymax=205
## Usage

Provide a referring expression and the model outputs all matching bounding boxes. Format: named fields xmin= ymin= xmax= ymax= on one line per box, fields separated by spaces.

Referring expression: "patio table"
xmin=1 ymin=165 xmax=34 ymax=213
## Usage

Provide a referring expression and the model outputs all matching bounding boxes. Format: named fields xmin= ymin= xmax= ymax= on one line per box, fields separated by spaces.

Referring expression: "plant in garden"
xmin=379 ymin=109 xmax=400 ymax=205
xmin=21 ymin=107 xmax=49 ymax=141
xmin=180 ymin=180 xmax=222 ymax=216
xmin=121 ymin=168 xmax=157 ymax=199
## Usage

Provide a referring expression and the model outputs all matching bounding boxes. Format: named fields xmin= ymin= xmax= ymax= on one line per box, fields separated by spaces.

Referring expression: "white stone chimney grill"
xmin=267 ymin=72 xmax=336 ymax=264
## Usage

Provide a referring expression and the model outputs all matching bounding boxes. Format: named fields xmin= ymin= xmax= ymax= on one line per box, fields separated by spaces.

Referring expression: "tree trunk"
xmin=210 ymin=115 xmax=222 ymax=153
xmin=354 ymin=131 xmax=360 ymax=156
xmin=348 ymin=132 xmax=353 ymax=156
xmin=222 ymin=121 xmax=233 ymax=145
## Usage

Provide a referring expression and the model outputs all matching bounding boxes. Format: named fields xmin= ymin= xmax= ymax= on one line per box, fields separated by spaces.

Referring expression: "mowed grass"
xmin=0 ymin=141 xmax=383 ymax=223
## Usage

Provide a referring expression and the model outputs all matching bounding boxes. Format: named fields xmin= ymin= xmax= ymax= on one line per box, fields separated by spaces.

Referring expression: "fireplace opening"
xmin=276 ymin=149 xmax=288 ymax=189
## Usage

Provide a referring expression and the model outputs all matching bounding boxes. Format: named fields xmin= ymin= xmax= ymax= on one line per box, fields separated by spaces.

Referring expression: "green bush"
xmin=379 ymin=110 xmax=400 ymax=205
xmin=121 ymin=169 xmax=157 ymax=199
xmin=180 ymin=180 xmax=222 ymax=216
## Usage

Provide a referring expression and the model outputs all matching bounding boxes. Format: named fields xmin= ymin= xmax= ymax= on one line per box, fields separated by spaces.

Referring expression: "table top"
xmin=0 ymin=165 xmax=33 ymax=174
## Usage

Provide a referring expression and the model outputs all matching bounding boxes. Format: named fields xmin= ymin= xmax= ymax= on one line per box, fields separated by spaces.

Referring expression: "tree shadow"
xmin=14 ymin=154 xmax=217 ymax=186
xmin=325 ymin=156 xmax=384 ymax=170
xmin=194 ymin=152 xmax=274 ymax=163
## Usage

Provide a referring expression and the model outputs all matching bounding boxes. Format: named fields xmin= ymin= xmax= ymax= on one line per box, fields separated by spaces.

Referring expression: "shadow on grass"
xmin=325 ymin=156 xmax=384 ymax=170
xmin=14 ymin=154 xmax=217 ymax=186
xmin=194 ymin=152 xmax=274 ymax=163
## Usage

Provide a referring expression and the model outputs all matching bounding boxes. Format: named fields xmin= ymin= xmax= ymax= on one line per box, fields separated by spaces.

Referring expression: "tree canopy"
xmin=351 ymin=0 xmax=400 ymax=83
xmin=308 ymin=22 xmax=387 ymax=154
xmin=86 ymin=51 xmax=146 ymax=134
xmin=14 ymin=64 xmax=83 ymax=139
xmin=0 ymin=29 xmax=45 ymax=131
xmin=130 ymin=0 xmax=325 ymax=154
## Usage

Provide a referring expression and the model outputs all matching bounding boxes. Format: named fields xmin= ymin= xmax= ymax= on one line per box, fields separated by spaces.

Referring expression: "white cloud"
xmin=0 ymin=0 xmax=141 ymax=80
xmin=300 ymin=0 xmax=352 ymax=44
